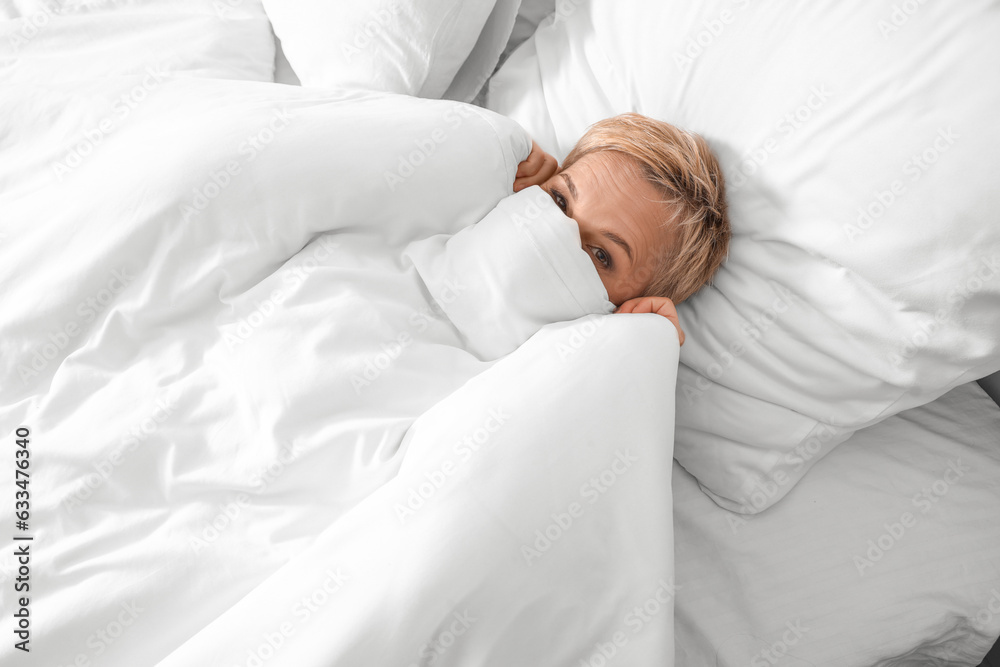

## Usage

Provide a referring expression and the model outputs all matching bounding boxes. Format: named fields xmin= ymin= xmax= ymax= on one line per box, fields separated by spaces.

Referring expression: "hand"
xmin=614 ymin=296 xmax=685 ymax=346
xmin=513 ymin=140 xmax=559 ymax=193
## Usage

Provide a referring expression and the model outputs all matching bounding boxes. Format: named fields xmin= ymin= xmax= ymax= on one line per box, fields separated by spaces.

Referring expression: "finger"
xmin=515 ymin=141 xmax=544 ymax=177
xmin=615 ymin=298 xmax=685 ymax=344
xmin=615 ymin=298 xmax=644 ymax=314
xmin=652 ymin=300 xmax=684 ymax=346
xmin=513 ymin=176 xmax=539 ymax=192
xmin=514 ymin=165 xmax=559 ymax=193
xmin=535 ymin=154 xmax=559 ymax=184
xmin=667 ymin=316 xmax=685 ymax=346
xmin=514 ymin=159 xmax=538 ymax=180
xmin=653 ymin=298 xmax=678 ymax=317
xmin=627 ymin=297 xmax=657 ymax=314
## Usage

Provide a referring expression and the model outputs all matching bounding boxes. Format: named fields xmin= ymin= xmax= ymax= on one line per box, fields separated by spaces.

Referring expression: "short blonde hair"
xmin=563 ymin=112 xmax=730 ymax=304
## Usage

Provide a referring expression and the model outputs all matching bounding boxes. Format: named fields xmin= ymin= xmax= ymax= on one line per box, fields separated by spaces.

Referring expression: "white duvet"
xmin=0 ymin=70 xmax=681 ymax=666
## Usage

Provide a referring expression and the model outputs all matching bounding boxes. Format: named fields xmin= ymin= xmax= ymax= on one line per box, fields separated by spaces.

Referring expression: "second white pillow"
xmin=261 ymin=0 xmax=505 ymax=100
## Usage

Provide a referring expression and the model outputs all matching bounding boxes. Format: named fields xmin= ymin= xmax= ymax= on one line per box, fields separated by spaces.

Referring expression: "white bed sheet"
xmin=674 ymin=380 xmax=1000 ymax=665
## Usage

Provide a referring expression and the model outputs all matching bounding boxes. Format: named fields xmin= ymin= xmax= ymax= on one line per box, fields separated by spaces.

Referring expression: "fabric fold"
xmin=403 ymin=186 xmax=614 ymax=360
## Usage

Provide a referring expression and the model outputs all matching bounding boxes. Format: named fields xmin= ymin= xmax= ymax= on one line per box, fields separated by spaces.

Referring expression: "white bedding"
xmin=3 ymin=1 xmax=999 ymax=665
xmin=674 ymin=380 xmax=1000 ymax=665
xmin=0 ymin=28 xmax=681 ymax=666
xmin=154 ymin=311 xmax=679 ymax=667
xmin=0 ymin=0 xmax=275 ymax=83
xmin=488 ymin=0 xmax=1000 ymax=518
xmin=484 ymin=3 xmax=1000 ymax=660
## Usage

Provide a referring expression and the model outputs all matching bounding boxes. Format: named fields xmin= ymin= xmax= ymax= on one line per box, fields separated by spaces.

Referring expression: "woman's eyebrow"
xmin=601 ymin=230 xmax=634 ymax=265
xmin=559 ymin=172 xmax=578 ymax=199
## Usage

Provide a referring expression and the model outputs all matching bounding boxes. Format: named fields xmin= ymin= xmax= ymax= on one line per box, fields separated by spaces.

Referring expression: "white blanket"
xmin=0 ymin=72 xmax=681 ymax=665
xmin=0 ymin=0 xmax=275 ymax=84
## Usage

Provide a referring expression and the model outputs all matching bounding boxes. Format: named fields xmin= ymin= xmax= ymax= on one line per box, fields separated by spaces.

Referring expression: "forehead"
xmin=565 ymin=152 xmax=675 ymax=246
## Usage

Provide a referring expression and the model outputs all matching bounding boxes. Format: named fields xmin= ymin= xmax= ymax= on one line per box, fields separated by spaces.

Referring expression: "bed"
xmin=1 ymin=1 xmax=998 ymax=665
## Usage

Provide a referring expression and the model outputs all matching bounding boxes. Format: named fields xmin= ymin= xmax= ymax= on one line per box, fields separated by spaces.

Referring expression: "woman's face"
xmin=540 ymin=151 xmax=675 ymax=306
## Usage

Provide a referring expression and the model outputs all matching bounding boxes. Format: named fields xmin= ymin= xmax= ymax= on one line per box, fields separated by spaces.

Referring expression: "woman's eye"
xmin=591 ymin=247 xmax=612 ymax=269
xmin=549 ymin=188 xmax=567 ymax=213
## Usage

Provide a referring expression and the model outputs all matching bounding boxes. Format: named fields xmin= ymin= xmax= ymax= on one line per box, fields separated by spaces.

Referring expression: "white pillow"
xmin=486 ymin=0 xmax=1000 ymax=512
xmin=260 ymin=0 xmax=513 ymax=101
xmin=505 ymin=0 xmax=555 ymax=60
xmin=0 ymin=0 xmax=275 ymax=83
xmin=444 ymin=0 xmax=521 ymax=102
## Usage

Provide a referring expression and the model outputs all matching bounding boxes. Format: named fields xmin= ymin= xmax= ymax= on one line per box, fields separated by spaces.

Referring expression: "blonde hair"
xmin=563 ymin=112 xmax=730 ymax=304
